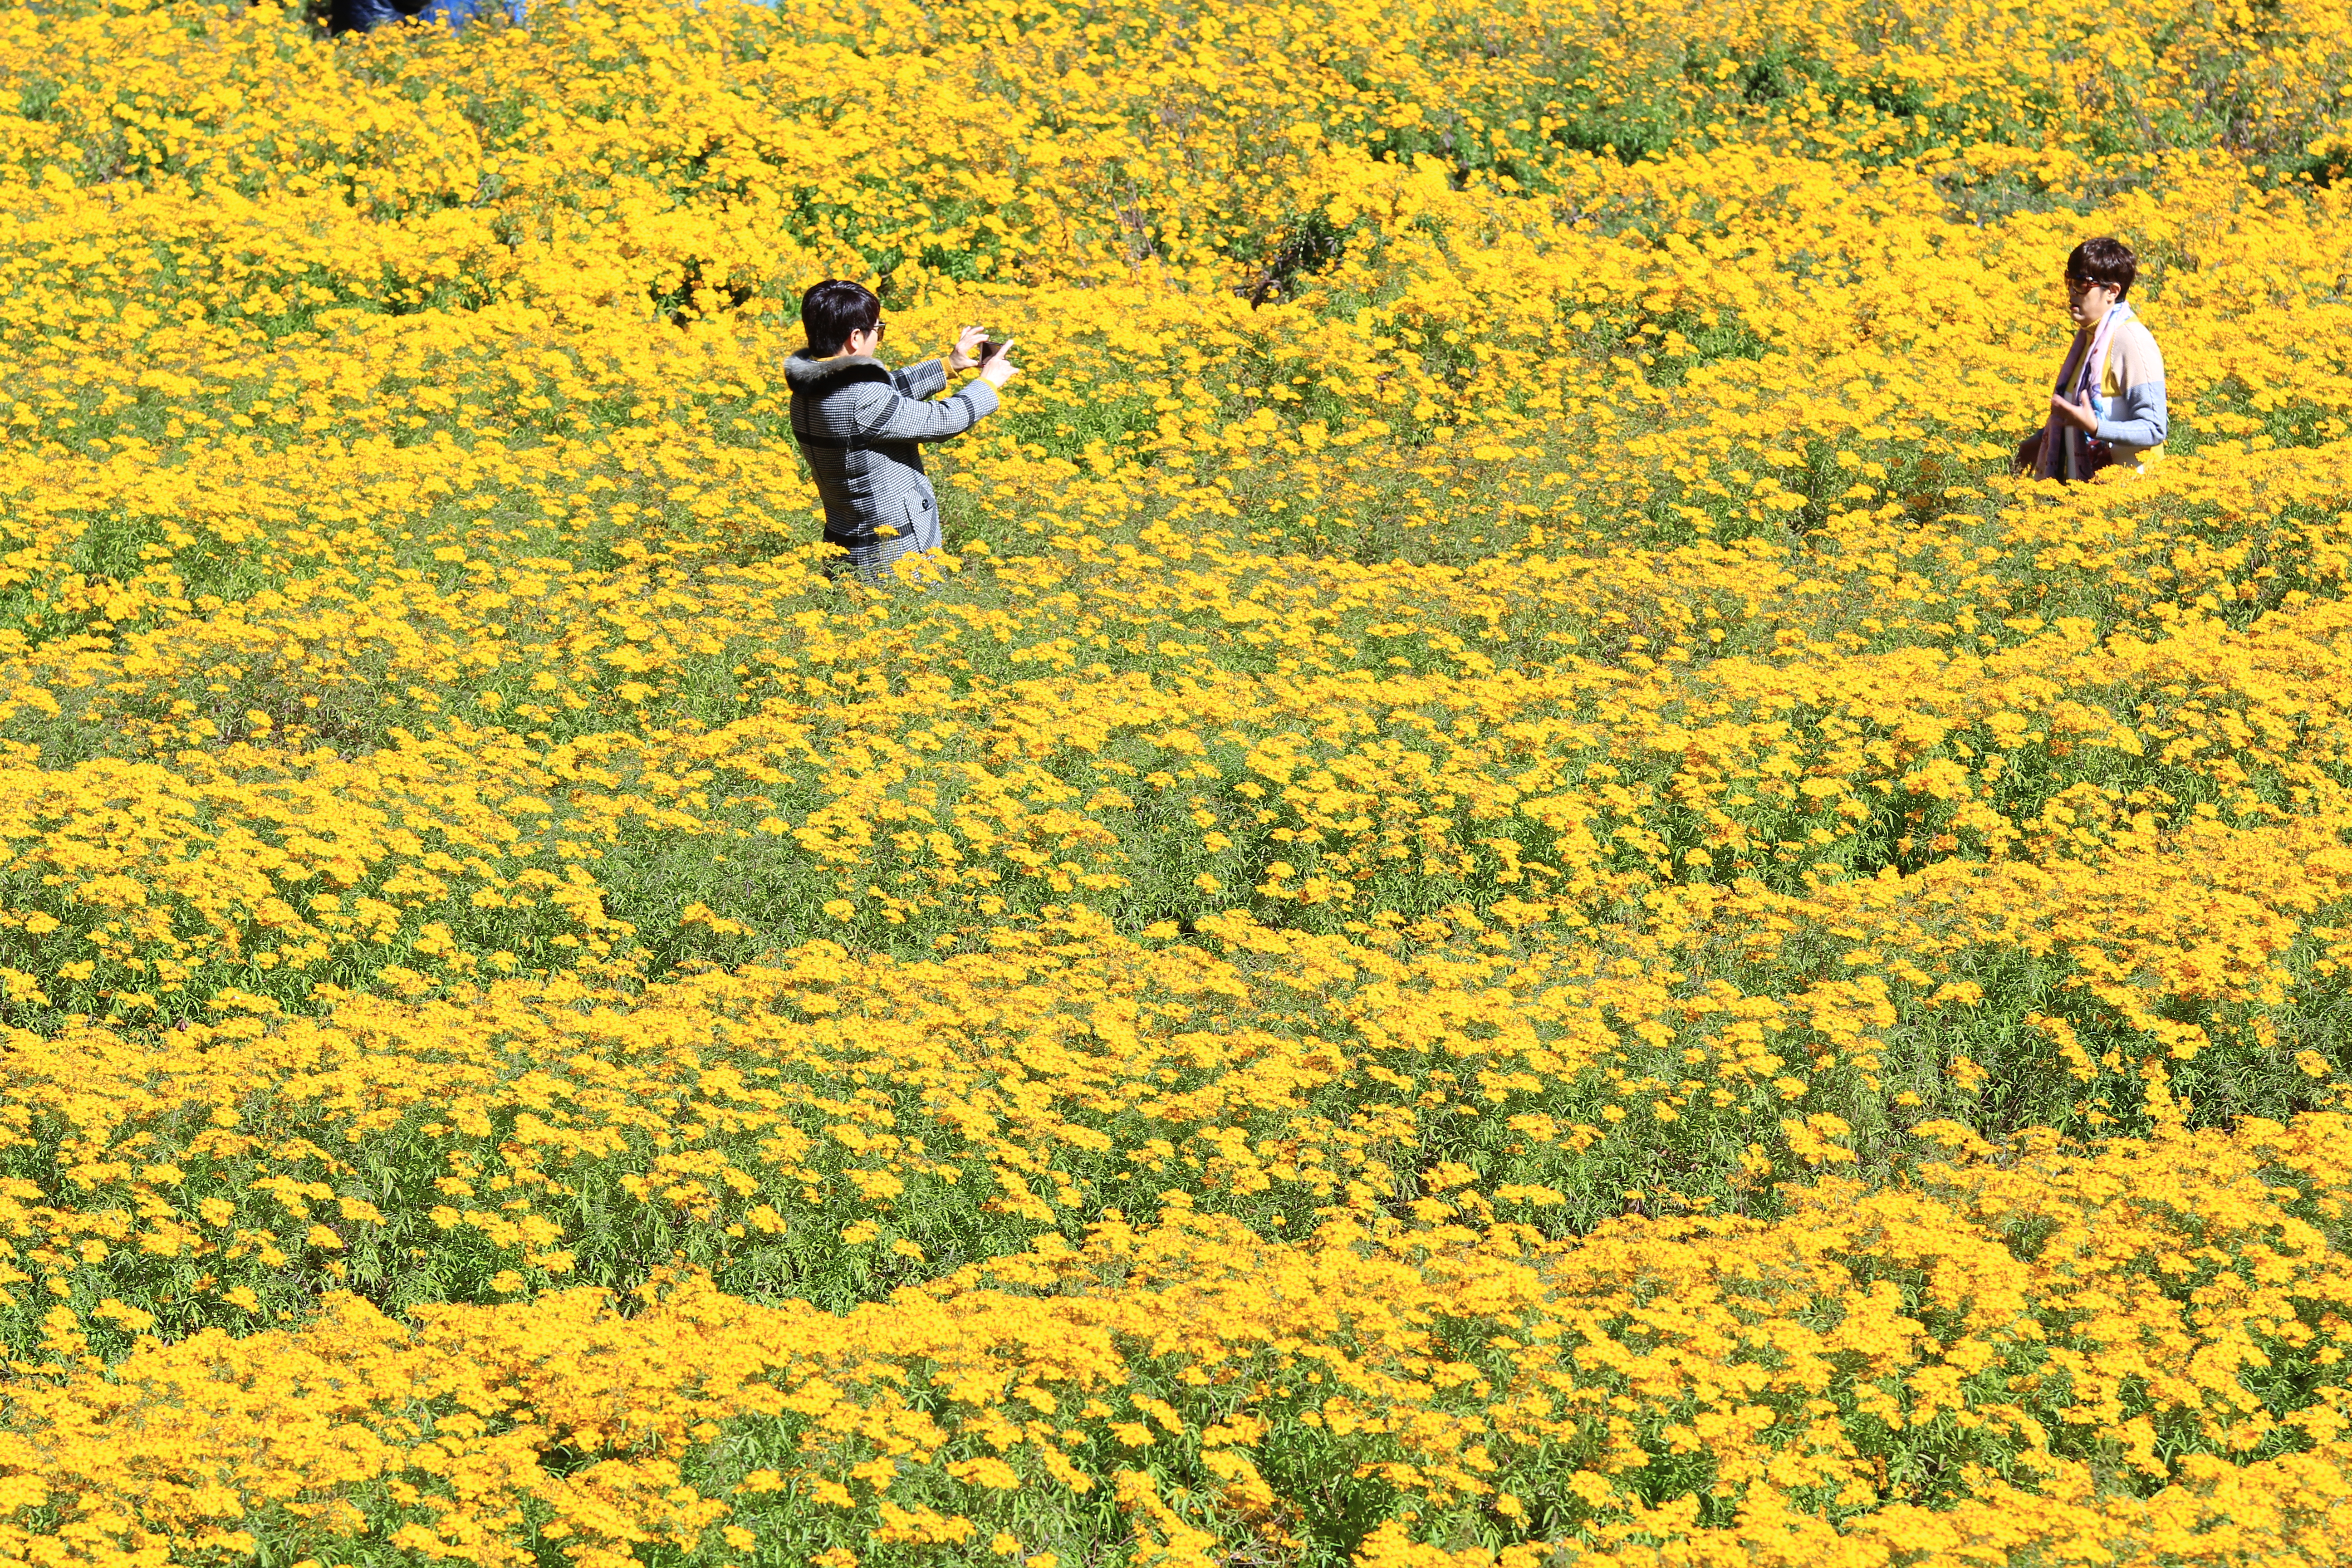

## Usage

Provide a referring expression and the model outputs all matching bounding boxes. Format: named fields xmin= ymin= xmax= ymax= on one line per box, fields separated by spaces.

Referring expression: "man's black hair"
xmin=2067 ymin=237 xmax=2138 ymax=300
xmin=802 ymin=279 xmax=881 ymax=355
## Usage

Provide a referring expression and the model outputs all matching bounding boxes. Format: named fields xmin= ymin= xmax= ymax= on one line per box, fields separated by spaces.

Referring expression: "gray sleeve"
xmin=891 ymin=359 xmax=948 ymax=401
xmin=856 ymin=376 xmax=1000 ymax=444
xmin=2096 ymin=380 xmax=2168 ymax=447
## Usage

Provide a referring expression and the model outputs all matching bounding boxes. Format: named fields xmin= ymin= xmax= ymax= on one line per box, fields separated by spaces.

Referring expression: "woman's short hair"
xmin=801 ymin=279 xmax=881 ymax=354
xmin=2067 ymin=237 xmax=2139 ymax=299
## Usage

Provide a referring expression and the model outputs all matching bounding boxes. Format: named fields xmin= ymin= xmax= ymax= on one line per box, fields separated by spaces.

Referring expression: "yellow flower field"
xmin=1 ymin=0 xmax=2352 ymax=1562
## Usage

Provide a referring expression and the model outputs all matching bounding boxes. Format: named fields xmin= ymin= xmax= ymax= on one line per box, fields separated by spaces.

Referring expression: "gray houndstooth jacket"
xmin=784 ymin=350 xmax=1000 ymax=549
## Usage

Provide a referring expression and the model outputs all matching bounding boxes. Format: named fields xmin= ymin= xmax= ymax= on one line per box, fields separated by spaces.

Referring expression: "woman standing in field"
xmin=785 ymin=279 xmax=1018 ymax=583
xmin=2021 ymin=236 xmax=2169 ymax=481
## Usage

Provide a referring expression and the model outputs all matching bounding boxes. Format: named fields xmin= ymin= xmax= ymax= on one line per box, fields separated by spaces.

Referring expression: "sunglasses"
xmin=2063 ymin=275 xmax=2111 ymax=294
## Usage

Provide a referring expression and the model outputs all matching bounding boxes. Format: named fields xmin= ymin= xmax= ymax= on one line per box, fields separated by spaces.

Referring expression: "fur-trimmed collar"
xmin=784 ymin=349 xmax=891 ymax=390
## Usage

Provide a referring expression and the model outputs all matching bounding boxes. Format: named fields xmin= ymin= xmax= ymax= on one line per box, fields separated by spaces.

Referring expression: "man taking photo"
xmin=784 ymin=279 xmax=1018 ymax=582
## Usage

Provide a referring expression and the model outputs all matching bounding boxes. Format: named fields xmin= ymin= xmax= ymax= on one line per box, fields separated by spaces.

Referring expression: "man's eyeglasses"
xmin=2063 ymin=275 xmax=2108 ymax=295
xmin=867 ymin=320 xmax=888 ymax=341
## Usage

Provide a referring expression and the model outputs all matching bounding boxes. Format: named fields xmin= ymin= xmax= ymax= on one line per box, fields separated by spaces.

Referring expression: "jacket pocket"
xmin=903 ymin=493 xmax=938 ymax=548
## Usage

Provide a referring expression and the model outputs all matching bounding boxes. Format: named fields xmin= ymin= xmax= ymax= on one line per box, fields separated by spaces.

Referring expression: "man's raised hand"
xmin=978 ymin=336 xmax=1019 ymax=388
xmin=946 ymin=325 xmax=989 ymax=372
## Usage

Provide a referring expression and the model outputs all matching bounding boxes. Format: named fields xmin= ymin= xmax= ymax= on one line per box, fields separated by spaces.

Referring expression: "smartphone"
xmin=974 ymin=338 xmax=1003 ymax=362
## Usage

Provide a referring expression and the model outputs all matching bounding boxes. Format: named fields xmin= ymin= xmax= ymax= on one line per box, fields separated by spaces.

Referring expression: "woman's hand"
xmin=946 ymin=325 xmax=989 ymax=372
xmin=2049 ymin=389 xmax=2099 ymax=434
